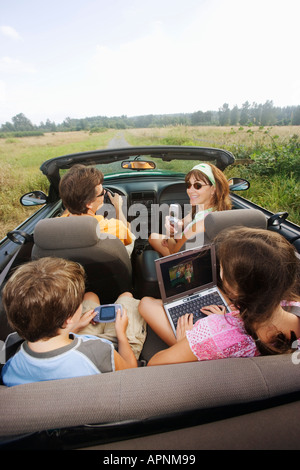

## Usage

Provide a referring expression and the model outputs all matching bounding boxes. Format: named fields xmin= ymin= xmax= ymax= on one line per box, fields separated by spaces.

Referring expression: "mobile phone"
xmin=169 ymin=204 xmax=180 ymax=230
xmin=93 ymin=304 xmax=122 ymax=323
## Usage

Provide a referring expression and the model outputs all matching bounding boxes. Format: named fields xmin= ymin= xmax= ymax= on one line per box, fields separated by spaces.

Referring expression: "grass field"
xmin=125 ymin=125 xmax=300 ymax=148
xmin=0 ymin=130 xmax=116 ymax=239
xmin=0 ymin=125 xmax=299 ymax=240
xmin=124 ymin=125 xmax=300 ymax=227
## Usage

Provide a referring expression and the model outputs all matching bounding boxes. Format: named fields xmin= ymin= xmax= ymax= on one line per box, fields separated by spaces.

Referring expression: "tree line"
xmin=1 ymin=101 xmax=300 ymax=134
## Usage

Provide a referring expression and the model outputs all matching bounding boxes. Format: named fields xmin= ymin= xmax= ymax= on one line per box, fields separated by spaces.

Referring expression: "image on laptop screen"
xmin=159 ymin=247 xmax=213 ymax=301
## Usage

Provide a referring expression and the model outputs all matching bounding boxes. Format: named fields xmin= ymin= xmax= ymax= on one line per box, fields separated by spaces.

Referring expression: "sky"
xmin=0 ymin=0 xmax=299 ymax=126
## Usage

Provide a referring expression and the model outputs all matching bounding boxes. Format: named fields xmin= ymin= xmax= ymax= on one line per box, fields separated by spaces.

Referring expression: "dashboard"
xmin=98 ymin=174 xmax=190 ymax=239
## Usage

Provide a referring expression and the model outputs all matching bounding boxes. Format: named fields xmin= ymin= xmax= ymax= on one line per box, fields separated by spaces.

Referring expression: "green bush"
xmin=160 ymin=136 xmax=195 ymax=146
xmin=89 ymin=127 xmax=108 ymax=134
xmin=249 ymin=135 xmax=300 ymax=178
xmin=0 ymin=131 xmax=44 ymax=138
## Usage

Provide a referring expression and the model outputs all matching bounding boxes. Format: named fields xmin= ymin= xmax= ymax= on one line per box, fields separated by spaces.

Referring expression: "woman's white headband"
xmin=192 ymin=163 xmax=216 ymax=186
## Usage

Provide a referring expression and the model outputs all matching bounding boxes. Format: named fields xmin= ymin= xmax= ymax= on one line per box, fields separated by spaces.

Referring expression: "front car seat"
xmin=31 ymin=216 xmax=132 ymax=304
xmin=204 ymin=208 xmax=267 ymax=242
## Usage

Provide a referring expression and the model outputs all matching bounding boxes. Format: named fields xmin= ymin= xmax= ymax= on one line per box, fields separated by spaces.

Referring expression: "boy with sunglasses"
xmin=59 ymin=164 xmax=134 ymax=248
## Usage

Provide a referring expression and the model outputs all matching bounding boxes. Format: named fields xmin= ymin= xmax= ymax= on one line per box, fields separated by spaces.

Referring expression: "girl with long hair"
xmin=138 ymin=227 xmax=300 ymax=364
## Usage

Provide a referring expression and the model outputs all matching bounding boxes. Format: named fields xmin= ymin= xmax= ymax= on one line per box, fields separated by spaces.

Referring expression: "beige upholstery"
xmin=32 ymin=216 xmax=132 ymax=304
xmin=0 ymin=353 xmax=299 ymax=440
xmin=205 ymin=208 xmax=267 ymax=241
xmin=181 ymin=208 xmax=267 ymax=250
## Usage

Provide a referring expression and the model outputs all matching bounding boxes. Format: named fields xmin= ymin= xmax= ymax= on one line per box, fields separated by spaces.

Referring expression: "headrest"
xmin=33 ymin=216 xmax=100 ymax=250
xmin=205 ymin=209 xmax=267 ymax=241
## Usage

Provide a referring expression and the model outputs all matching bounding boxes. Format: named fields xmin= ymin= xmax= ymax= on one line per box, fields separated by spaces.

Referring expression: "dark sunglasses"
xmin=186 ymin=182 xmax=210 ymax=190
xmin=96 ymin=189 xmax=105 ymax=198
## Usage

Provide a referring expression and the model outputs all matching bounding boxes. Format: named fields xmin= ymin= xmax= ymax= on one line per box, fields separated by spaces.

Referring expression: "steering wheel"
xmin=103 ymin=188 xmax=115 ymax=205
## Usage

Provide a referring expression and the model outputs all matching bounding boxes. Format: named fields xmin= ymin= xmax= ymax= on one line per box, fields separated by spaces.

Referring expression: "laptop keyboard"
xmin=168 ymin=292 xmax=226 ymax=329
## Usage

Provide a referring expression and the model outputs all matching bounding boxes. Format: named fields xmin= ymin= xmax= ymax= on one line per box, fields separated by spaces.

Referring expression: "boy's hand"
xmin=115 ymin=307 xmax=128 ymax=338
xmin=107 ymin=191 xmax=123 ymax=213
xmin=73 ymin=309 xmax=96 ymax=332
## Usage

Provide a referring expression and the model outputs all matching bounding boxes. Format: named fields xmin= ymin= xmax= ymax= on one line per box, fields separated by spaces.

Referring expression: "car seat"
xmin=31 ymin=216 xmax=133 ymax=304
xmin=204 ymin=208 xmax=267 ymax=243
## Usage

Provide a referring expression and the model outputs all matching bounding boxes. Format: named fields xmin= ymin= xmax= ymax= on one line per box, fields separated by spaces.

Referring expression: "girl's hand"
xmin=176 ymin=313 xmax=194 ymax=341
xmin=201 ymin=305 xmax=226 ymax=315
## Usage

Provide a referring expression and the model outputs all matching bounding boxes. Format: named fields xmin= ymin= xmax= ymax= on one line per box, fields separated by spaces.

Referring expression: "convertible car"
xmin=0 ymin=145 xmax=300 ymax=450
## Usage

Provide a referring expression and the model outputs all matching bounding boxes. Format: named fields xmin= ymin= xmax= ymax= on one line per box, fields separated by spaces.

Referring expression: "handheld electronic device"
xmin=169 ymin=204 xmax=180 ymax=231
xmin=93 ymin=304 xmax=122 ymax=323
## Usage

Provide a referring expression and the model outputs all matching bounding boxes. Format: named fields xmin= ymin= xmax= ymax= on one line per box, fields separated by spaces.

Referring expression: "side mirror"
xmin=20 ymin=191 xmax=48 ymax=206
xmin=228 ymin=178 xmax=250 ymax=191
xmin=121 ymin=161 xmax=156 ymax=170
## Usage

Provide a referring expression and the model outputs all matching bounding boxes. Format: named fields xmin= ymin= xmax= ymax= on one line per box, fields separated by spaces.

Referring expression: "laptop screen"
xmin=156 ymin=245 xmax=216 ymax=303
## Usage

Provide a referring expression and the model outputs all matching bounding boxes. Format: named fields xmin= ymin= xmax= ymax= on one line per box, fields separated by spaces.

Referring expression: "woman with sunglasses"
xmin=148 ymin=163 xmax=231 ymax=256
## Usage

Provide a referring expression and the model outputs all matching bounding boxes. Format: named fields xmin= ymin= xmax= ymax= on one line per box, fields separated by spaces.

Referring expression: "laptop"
xmin=155 ymin=244 xmax=230 ymax=336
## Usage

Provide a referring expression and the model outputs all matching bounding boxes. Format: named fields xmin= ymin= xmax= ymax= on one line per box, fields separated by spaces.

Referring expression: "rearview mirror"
xmin=121 ymin=161 xmax=156 ymax=170
xmin=228 ymin=178 xmax=250 ymax=191
xmin=20 ymin=191 xmax=48 ymax=206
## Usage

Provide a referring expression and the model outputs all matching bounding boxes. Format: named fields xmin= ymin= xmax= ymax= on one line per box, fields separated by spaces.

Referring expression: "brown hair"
xmin=59 ymin=164 xmax=104 ymax=214
xmin=215 ymin=227 xmax=300 ymax=354
xmin=185 ymin=163 xmax=231 ymax=219
xmin=3 ymin=257 xmax=86 ymax=342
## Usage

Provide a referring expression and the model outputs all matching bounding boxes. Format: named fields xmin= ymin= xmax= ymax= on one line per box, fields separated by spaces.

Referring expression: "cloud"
xmin=0 ymin=25 xmax=22 ymax=41
xmin=84 ymin=25 xmax=205 ymax=116
xmin=0 ymin=81 xmax=5 ymax=101
xmin=1 ymin=0 xmax=300 ymax=124
xmin=0 ymin=57 xmax=37 ymax=75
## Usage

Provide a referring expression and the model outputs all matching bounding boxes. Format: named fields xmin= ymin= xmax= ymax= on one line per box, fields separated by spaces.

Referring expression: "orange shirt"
xmin=61 ymin=212 xmax=133 ymax=246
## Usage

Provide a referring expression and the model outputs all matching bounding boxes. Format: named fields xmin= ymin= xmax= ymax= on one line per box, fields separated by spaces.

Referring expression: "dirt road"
xmin=106 ymin=131 xmax=131 ymax=148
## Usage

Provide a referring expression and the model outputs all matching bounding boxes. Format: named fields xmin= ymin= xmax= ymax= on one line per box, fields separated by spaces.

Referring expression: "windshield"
xmin=96 ymin=157 xmax=218 ymax=176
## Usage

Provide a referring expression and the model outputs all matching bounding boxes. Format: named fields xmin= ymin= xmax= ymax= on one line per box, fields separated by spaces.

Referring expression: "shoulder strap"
xmin=0 ymin=230 xmax=33 ymax=288
xmin=0 ymin=248 xmax=21 ymax=288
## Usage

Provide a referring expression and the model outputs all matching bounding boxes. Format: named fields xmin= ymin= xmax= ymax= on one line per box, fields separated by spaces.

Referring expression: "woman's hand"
xmin=176 ymin=313 xmax=194 ymax=341
xmin=165 ymin=215 xmax=183 ymax=237
xmin=165 ymin=215 xmax=177 ymax=236
xmin=161 ymin=237 xmax=169 ymax=247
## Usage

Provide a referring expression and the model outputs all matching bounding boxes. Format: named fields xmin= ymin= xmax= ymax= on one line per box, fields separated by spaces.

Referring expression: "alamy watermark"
xmin=97 ymin=198 xmax=204 ymax=242
xmin=0 ymin=340 xmax=5 ymax=364
xmin=291 ymin=340 xmax=300 ymax=365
